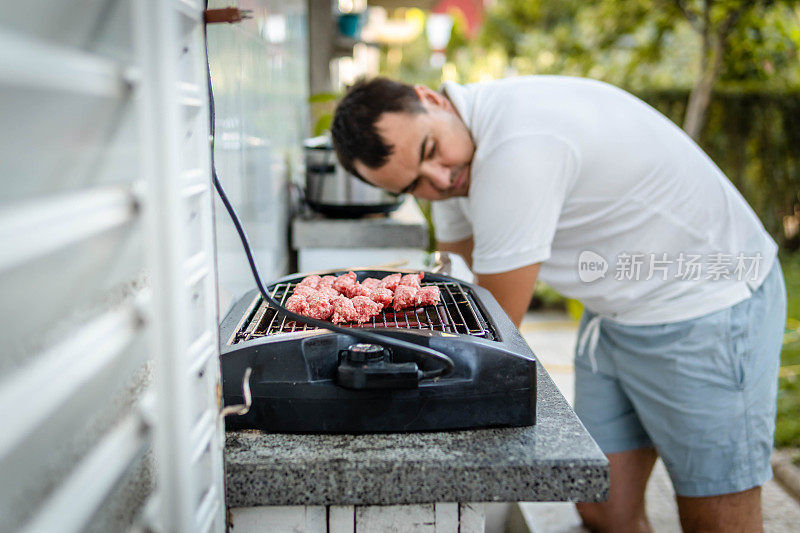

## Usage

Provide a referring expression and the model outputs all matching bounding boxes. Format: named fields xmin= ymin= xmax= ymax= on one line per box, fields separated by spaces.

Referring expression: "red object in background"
xmin=432 ymin=0 xmax=484 ymax=38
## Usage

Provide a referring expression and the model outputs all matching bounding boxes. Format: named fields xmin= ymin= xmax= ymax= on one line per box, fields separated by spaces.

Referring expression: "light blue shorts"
xmin=574 ymin=261 xmax=787 ymax=497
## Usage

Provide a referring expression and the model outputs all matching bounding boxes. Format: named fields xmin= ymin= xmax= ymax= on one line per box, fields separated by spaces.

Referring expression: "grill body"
xmin=220 ymin=270 xmax=537 ymax=433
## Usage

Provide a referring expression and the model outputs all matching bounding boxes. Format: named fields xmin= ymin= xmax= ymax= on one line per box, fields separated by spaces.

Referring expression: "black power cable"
xmin=202 ymin=11 xmax=453 ymax=381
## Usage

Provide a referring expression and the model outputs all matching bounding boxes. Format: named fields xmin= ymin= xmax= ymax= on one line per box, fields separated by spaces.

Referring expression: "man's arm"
xmin=477 ymin=263 xmax=540 ymax=328
xmin=437 ymin=236 xmax=474 ymax=270
xmin=438 ymin=237 xmax=539 ymax=327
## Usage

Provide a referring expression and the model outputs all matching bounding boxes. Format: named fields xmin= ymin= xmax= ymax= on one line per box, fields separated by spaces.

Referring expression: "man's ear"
xmin=413 ymin=84 xmax=448 ymax=109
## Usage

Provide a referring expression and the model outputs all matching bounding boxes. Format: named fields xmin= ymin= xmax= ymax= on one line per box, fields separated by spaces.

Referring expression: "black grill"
xmin=229 ymin=280 xmax=497 ymax=344
xmin=219 ymin=270 xmax=536 ymax=432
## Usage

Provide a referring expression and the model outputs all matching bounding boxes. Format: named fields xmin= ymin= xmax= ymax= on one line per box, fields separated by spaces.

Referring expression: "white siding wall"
xmin=0 ymin=1 xmax=226 ymax=531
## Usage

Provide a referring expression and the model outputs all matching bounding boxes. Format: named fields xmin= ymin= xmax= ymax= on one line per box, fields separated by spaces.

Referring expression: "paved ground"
xmin=497 ymin=310 xmax=800 ymax=533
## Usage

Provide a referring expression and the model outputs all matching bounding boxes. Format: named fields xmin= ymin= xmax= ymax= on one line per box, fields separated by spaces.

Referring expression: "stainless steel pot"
xmin=303 ymin=136 xmax=404 ymax=218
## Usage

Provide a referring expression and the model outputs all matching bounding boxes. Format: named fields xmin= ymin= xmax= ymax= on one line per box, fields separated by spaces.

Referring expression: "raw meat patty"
xmin=399 ymin=272 xmax=424 ymax=289
xmin=377 ymin=273 xmax=402 ymax=291
xmin=351 ymin=295 xmax=382 ymax=323
xmin=298 ymin=274 xmax=321 ymax=289
xmin=285 ymin=294 xmax=309 ymax=315
xmin=347 ymin=283 xmax=373 ymax=298
xmin=361 ymin=277 xmax=380 ymax=290
xmin=292 ymin=285 xmax=318 ymax=299
xmin=416 ymin=286 xmax=440 ymax=307
xmin=317 ymin=286 xmax=340 ymax=300
xmin=291 ymin=284 xmax=338 ymax=305
xmin=331 ymin=295 xmax=358 ymax=323
xmin=333 ymin=271 xmax=358 ymax=294
xmin=305 ymin=292 xmax=333 ymax=320
xmin=371 ymin=287 xmax=394 ymax=308
xmin=318 ymin=275 xmax=337 ymax=288
xmin=393 ymin=285 xmax=418 ymax=311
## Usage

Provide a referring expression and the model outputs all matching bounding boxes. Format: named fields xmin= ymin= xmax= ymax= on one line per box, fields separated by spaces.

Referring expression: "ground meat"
xmin=347 ymin=283 xmax=373 ymax=298
xmin=361 ymin=277 xmax=380 ymax=290
xmin=317 ymin=286 xmax=340 ymax=301
xmin=330 ymin=295 xmax=358 ymax=323
xmin=291 ymin=284 xmax=338 ymax=304
xmin=416 ymin=286 xmax=440 ymax=307
xmin=351 ymin=295 xmax=383 ymax=323
xmin=377 ymin=273 xmax=402 ymax=291
xmin=287 ymin=271 xmax=435 ymax=321
xmin=292 ymin=285 xmax=318 ymax=299
xmin=371 ymin=287 xmax=394 ymax=308
xmin=318 ymin=275 xmax=337 ymax=288
xmin=285 ymin=294 xmax=309 ymax=315
xmin=305 ymin=292 xmax=333 ymax=320
xmin=393 ymin=285 xmax=419 ymax=311
xmin=298 ymin=274 xmax=321 ymax=289
xmin=333 ymin=271 xmax=358 ymax=294
xmin=399 ymin=272 xmax=424 ymax=289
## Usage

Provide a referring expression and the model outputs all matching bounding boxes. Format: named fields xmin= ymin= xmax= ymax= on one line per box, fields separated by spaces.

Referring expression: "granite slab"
xmin=292 ymin=197 xmax=428 ymax=249
xmin=224 ymin=361 xmax=609 ymax=507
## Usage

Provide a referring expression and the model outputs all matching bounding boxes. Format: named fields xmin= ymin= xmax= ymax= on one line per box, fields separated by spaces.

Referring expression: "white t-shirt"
xmin=433 ymin=76 xmax=777 ymax=325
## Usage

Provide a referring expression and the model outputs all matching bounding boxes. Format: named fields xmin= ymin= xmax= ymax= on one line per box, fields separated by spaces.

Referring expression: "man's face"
xmin=353 ymin=85 xmax=475 ymax=201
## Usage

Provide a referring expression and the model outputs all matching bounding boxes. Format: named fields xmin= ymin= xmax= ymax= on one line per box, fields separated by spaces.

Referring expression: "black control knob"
xmin=346 ymin=343 xmax=386 ymax=364
xmin=337 ymin=343 xmax=419 ymax=390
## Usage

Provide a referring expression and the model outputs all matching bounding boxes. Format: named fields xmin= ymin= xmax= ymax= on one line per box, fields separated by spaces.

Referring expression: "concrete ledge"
xmin=225 ymin=362 xmax=608 ymax=507
xmin=292 ymin=197 xmax=428 ymax=249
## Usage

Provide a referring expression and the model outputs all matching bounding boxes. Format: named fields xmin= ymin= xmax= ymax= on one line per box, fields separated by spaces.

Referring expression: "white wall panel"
xmin=0 ymin=0 xmax=134 ymax=62
xmin=134 ymin=0 xmax=226 ymax=529
xmin=1 ymin=0 xmax=310 ymax=530
xmin=0 ymin=339 xmax=150 ymax=531
xmin=207 ymin=0 xmax=308 ymax=315
xmin=0 ymin=88 xmax=135 ymax=206
xmin=0 ymin=220 xmax=143 ymax=374
xmin=0 ymin=0 xmax=186 ymax=530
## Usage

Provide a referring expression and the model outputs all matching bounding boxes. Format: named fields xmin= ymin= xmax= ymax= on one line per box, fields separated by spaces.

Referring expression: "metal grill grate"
xmin=230 ymin=281 xmax=497 ymax=344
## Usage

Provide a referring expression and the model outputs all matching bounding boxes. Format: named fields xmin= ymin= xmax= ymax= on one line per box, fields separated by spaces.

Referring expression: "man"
xmin=331 ymin=76 xmax=786 ymax=532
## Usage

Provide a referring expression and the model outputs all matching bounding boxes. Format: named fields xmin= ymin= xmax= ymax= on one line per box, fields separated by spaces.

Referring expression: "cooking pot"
xmin=303 ymin=136 xmax=404 ymax=218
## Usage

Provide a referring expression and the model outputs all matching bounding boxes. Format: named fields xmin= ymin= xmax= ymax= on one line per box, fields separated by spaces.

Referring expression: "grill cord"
xmin=202 ymin=10 xmax=453 ymax=382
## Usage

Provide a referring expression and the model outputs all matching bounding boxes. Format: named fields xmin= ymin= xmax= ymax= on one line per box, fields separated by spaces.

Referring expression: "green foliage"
xmin=720 ymin=2 xmax=800 ymax=85
xmin=415 ymin=198 xmax=437 ymax=253
xmin=639 ymin=87 xmax=800 ymax=249
xmin=391 ymin=29 xmax=447 ymax=88
xmin=525 ymin=286 xmax=583 ymax=321
xmin=476 ymin=0 xmax=800 ymax=90
xmin=776 ymin=373 xmax=800 ymax=447
xmin=308 ymin=91 xmax=341 ymax=136
xmin=783 ymin=251 xmax=800 ymax=322
xmin=480 ymin=0 xmax=588 ymax=59
xmin=566 ymin=299 xmax=584 ymax=322
xmin=445 ymin=9 xmax=470 ymax=56
xmin=308 ymin=92 xmax=340 ymax=104
xmin=312 ymin=115 xmax=333 ymax=137
xmin=530 ymin=282 xmax=569 ymax=310
xmin=776 ymin=251 xmax=800 ymax=447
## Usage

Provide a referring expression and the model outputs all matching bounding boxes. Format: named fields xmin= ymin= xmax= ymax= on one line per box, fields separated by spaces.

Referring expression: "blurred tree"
xmin=676 ymin=1 xmax=780 ymax=139
xmin=480 ymin=0 xmax=587 ymax=59
xmin=480 ymin=0 xmax=800 ymax=139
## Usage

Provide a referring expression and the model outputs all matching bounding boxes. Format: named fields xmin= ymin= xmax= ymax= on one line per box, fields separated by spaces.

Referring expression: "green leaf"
xmin=313 ymin=115 xmax=333 ymax=136
xmin=308 ymin=92 xmax=340 ymax=104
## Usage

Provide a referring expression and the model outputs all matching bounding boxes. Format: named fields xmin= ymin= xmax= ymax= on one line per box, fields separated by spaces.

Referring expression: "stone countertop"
xmin=224 ymin=361 xmax=609 ymax=507
xmin=292 ymin=196 xmax=428 ymax=249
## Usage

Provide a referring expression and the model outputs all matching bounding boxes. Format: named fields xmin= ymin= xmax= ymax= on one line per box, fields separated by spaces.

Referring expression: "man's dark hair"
xmin=331 ymin=77 xmax=425 ymax=180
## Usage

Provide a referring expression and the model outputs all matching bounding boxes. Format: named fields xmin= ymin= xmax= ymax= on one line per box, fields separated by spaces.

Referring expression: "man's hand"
xmin=477 ymin=264 xmax=541 ymax=328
